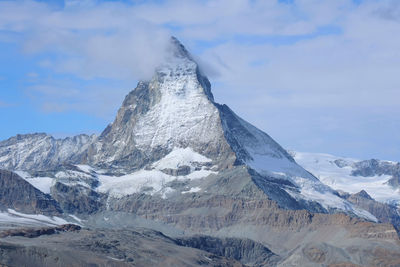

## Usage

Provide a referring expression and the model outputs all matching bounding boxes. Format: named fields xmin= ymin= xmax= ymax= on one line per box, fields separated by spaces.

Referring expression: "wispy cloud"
xmin=0 ymin=100 xmax=11 ymax=108
xmin=0 ymin=0 xmax=171 ymax=80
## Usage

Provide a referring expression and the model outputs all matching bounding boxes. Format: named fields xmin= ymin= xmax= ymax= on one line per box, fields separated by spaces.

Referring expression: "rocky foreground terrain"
xmin=0 ymin=37 xmax=399 ymax=266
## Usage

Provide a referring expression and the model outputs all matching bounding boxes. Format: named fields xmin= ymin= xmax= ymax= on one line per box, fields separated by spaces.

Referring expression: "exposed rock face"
xmin=0 ymin=133 xmax=95 ymax=171
xmin=0 ymin=170 xmax=61 ymax=215
xmin=50 ymin=182 xmax=105 ymax=214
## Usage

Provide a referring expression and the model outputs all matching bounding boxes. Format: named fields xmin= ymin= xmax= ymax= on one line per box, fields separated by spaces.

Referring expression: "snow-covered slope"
xmin=0 ymin=133 xmax=96 ymax=171
xmin=97 ymin=147 xmax=217 ymax=198
xmin=292 ymin=151 xmax=400 ymax=206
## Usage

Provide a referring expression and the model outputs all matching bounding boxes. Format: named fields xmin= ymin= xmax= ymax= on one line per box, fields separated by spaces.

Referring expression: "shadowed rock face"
xmin=175 ymin=235 xmax=280 ymax=266
xmin=0 ymin=170 xmax=62 ymax=215
xmin=50 ymin=181 xmax=105 ymax=214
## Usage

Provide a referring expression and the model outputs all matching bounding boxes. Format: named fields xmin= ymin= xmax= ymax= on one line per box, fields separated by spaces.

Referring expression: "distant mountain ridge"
xmin=0 ymin=133 xmax=95 ymax=171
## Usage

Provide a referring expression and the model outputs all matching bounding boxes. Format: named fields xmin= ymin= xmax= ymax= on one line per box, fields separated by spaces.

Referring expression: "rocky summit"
xmin=0 ymin=37 xmax=399 ymax=267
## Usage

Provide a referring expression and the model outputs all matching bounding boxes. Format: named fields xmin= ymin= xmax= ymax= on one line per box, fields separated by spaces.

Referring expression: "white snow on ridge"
xmin=0 ymin=209 xmax=69 ymax=227
xmin=296 ymin=178 xmax=378 ymax=222
xmin=15 ymin=171 xmax=54 ymax=195
xmin=98 ymin=148 xmax=217 ymax=198
xmin=97 ymin=168 xmax=216 ymax=198
xmin=14 ymin=171 xmax=31 ymax=180
xmin=152 ymin=147 xmax=211 ymax=170
xmin=98 ymin=170 xmax=172 ymax=198
xmin=182 ymin=187 xmax=201 ymax=194
xmin=293 ymin=151 xmax=400 ymax=205
xmin=25 ymin=177 xmax=54 ymax=194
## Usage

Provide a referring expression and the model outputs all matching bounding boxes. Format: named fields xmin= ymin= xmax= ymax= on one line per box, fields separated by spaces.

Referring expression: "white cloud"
xmin=0 ymin=100 xmax=9 ymax=108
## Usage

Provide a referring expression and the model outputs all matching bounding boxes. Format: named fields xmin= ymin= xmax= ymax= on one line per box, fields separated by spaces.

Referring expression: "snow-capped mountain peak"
xmin=0 ymin=37 xmax=377 ymax=221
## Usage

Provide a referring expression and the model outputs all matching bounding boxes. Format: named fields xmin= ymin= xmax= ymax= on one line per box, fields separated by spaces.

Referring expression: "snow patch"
xmin=15 ymin=171 xmax=54 ymax=194
xmin=0 ymin=209 xmax=69 ymax=226
xmin=152 ymin=147 xmax=211 ymax=170
xmin=182 ymin=187 xmax=201 ymax=194
xmin=25 ymin=177 xmax=54 ymax=194
xmin=97 ymin=168 xmax=215 ymax=198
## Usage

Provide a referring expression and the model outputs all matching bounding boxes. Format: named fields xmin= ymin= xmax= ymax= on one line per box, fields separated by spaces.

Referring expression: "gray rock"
xmin=0 ymin=170 xmax=62 ymax=215
xmin=50 ymin=182 xmax=105 ymax=214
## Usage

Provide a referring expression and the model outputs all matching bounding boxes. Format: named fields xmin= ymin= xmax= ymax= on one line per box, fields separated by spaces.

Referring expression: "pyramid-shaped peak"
xmin=354 ymin=190 xmax=374 ymax=200
xmin=169 ymin=36 xmax=192 ymax=60
xmin=155 ymin=36 xmax=214 ymax=101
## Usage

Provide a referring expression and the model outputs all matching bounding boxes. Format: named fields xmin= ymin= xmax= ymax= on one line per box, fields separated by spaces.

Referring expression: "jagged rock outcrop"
xmin=0 ymin=170 xmax=61 ymax=215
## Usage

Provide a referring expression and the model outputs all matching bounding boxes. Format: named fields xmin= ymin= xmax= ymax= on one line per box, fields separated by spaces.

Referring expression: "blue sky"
xmin=0 ymin=0 xmax=399 ymax=161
